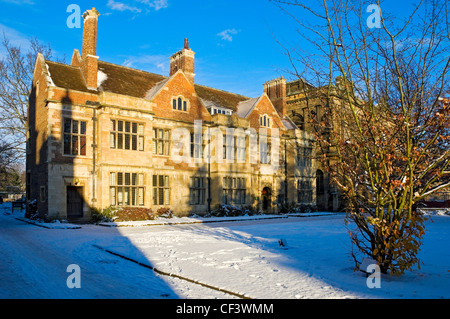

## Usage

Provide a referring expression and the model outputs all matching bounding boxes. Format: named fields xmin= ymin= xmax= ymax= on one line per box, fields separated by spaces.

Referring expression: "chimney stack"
xmin=170 ymin=38 xmax=195 ymax=85
xmin=264 ymin=77 xmax=287 ymax=117
xmin=81 ymin=8 xmax=100 ymax=90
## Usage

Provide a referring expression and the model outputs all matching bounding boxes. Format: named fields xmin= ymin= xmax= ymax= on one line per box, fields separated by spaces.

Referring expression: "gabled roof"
xmin=235 ymin=96 xmax=260 ymax=118
xmin=97 ymin=61 xmax=167 ymax=98
xmin=45 ymin=61 xmax=95 ymax=93
xmin=194 ymin=84 xmax=249 ymax=111
xmin=44 ymin=58 xmax=250 ymax=112
xmin=281 ymin=117 xmax=298 ymax=130
xmin=44 ymin=57 xmax=298 ymax=131
xmin=144 ymin=78 xmax=170 ymax=100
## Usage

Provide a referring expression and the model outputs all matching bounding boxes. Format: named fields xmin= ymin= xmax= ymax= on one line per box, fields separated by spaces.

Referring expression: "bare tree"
xmin=272 ymin=0 xmax=450 ymax=274
xmin=0 ymin=35 xmax=61 ymax=166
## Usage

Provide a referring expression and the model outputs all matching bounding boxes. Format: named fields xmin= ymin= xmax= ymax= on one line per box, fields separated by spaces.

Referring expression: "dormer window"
xmin=208 ymin=106 xmax=232 ymax=116
xmin=172 ymin=96 xmax=189 ymax=111
xmin=260 ymin=114 xmax=271 ymax=127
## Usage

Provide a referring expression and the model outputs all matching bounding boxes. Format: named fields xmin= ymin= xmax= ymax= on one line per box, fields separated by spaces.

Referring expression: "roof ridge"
xmin=98 ymin=60 xmax=168 ymax=79
xmin=45 ymin=59 xmax=81 ymax=70
xmin=235 ymin=95 xmax=261 ymax=118
xmin=194 ymin=83 xmax=251 ymax=100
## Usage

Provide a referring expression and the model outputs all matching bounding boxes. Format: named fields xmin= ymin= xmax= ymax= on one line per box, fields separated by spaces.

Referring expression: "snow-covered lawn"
xmin=1 ymin=202 xmax=449 ymax=299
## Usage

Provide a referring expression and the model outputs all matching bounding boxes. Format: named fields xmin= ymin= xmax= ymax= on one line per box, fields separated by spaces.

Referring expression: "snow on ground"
xmin=1 ymin=202 xmax=449 ymax=299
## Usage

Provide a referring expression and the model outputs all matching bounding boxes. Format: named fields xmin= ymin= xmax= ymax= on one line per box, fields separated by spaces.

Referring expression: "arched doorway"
xmin=316 ymin=170 xmax=324 ymax=195
xmin=316 ymin=169 xmax=326 ymax=211
xmin=262 ymin=187 xmax=271 ymax=212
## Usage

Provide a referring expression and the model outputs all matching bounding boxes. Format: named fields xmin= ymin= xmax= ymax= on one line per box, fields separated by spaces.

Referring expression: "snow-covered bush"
xmin=348 ymin=209 xmax=427 ymax=275
xmin=91 ymin=206 xmax=155 ymax=222
xmin=26 ymin=199 xmax=40 ymax=220
xmin=277 ymin=202 xmax=317 ymax=214
xmin=156 ymin=207 xmax=173 ymax=218
xmin=207 ymin=204 xmax=261 ymax=217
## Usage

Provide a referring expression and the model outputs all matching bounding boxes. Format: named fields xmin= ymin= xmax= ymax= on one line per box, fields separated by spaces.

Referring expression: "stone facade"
xmin=284 ymin=78 xmax=346 ymax=212
xmin=26 ymin=7 xmax=316 ymax=221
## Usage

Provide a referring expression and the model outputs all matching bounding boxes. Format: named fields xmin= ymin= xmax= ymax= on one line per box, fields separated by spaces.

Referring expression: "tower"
xmin=169 ymin=38 xmax=195 ymax=85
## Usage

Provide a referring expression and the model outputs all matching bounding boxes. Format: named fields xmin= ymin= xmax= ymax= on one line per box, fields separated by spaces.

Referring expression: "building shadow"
xmin=25 ymin=82 xmax=180 ymax=298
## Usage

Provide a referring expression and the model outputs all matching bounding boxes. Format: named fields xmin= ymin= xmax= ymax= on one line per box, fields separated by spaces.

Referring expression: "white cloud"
xmin=106 ymin=0 xmax=168 ymax=15
xmin=122 ymin=54 xmax=169 ymax=74
xmin=0 ymin=23 xmax=29 ymax=46
xmin=136 ymin=0 xmax=169 ymax=11
xmin=0 ymin=0 xmax=35 ymax=4
xmin=107 ymin=0 xmax=142 ymax=13
xmin=0 ymin=23 xmax=31 ymax=59
xmin=217 ymin=29 xmax=238 ymax=42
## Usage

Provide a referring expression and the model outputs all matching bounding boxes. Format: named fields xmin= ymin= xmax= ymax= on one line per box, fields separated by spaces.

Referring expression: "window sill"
xmin=110 ymin=148 xmax=144 ymax=152
xmin=62 ymin=154 xmax=88 ymax=158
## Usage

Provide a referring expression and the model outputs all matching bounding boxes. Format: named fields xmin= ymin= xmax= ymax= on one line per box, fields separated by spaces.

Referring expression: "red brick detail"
xmin=81 ymin=55 xmax=98 ymax=90
xmin=82 ymin=8 xmax=100 ymax=57
xmin=264 ymin=77 xmax=287 ymax=117
xmin=152 ymin=72 xmax=211 ymax=122
xmin=81 ymin=8 xmax=100 ymax=90
xmin=247 ymin=95 xmax=286 ymax=133
xmin=170 ymin=48 xmax=195 ymax=85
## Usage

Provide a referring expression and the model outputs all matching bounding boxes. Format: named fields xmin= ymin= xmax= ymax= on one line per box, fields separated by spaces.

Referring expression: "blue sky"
xmin=0 ymin=0 xmax=305 ymax=98
xmin=0 ymin=0 xmax=415 ymax=98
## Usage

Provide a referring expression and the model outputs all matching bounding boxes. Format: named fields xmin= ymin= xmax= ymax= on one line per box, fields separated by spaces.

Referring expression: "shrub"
xmin=156 ymin=207 xmax=173 ymax=218
xmin=91 ymin=206 xmax=154 ymax=222
xmin=348 ymin=210 xmax=427 ymax=275
xmin=114 ymin=207 xmax=155 ymax=221
xmin=277 ymin=202 xmax=317 ymax=214
xmin=26 ymin=199 xmax=40 ymax=220
xmin=91 ymin=206 xmax=118 ymax=222
xmin=207 ymin=204 xmax=261 ymax=217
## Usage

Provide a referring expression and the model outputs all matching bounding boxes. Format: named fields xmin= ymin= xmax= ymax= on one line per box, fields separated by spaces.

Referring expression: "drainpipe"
xmin=284 ymin=137 xmax=288 ymax=205
xmin=206 ymin=123 xmax=212 ymax=214
xmin=86 ymin=100 xmax=100 ymax=208
xmin=92 ymin=108 xmax=97 ymax=207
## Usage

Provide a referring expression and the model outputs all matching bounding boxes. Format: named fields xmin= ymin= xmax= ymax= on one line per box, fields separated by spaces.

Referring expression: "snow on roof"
xmin=201 ymin=98 xmax=233 ymax=111
xmin=97 ymin=70 xmax=108 ymax=89
xmin=44 ymin=59 xmax=250 ymax=109
xmin=144 ymin=78 xmax=170 ymax=101
xmin=200 ymin=98 xmax=221 ymax=109
xmin=44 ymin=63 xmax=55 ymax=87
xmin=282 ymin=117 xmax=298 ymax=130
xmin=235 ymin=97 xmax=260 ymax=118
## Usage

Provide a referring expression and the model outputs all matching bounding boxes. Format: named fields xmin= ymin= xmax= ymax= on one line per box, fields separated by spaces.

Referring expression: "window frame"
xmin=223 ymin=177 xmax=246 ymax=205
xmin=152 ymin=128 xmax=171 ymax=156
xmin=297 ymin=146 xmax=313 ymax=167
xmin=259 ymin=140 xmax=271 ymax=164
xmin=172 ymin=96 xmax=189 ymax=112
xmin=63 ymin=118 xmax=87 ymax=156
xmin=109 ymin=172 xmax=145 ymax=207
xmin=190 ymin=132 xmax=203 ymax=159
xmin=110 ymin=119 xmax=144 ymax=152
xmin=152 ymin=174 xmax=170 ymax=206
xmin=259 ymin=114 xmax=271 ymax=128
xmin=189 ymin=177 xmax=206 ymax=205
xmin=297 ymin=179 xmax=313 ymax=203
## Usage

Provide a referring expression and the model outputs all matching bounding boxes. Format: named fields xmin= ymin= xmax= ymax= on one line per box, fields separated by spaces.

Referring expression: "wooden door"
xmin=67 ymin=186 xmax=83 ymax=218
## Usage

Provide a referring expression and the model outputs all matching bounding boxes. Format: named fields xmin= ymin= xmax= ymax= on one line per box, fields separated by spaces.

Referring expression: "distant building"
xmin=26 ymin=8 xmax=316 ymax=221
xmin=284 ymin=78 xmax=347 ymax=212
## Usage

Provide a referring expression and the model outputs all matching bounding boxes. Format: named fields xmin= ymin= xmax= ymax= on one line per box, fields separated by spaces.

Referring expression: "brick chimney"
xmin=170 ymin=38 xmax=195 ymax=85
xmin=81 ymin=8 xmax=100 ymax=90
xmin=264 ymin=76 xmax=287 ymax=117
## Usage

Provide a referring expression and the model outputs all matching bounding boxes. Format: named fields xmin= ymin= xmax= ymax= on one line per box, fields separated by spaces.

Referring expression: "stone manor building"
xmin=26 ymin=8 xmax=316 ymax=221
